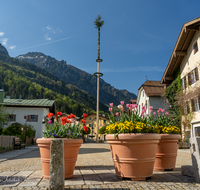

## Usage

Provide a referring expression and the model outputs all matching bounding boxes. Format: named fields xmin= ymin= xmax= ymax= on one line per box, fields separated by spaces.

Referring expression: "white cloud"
xmin=46 ymin=26 xmax=51 ymax=30
xmin=1 ymin=38 xmax=8 ymax=46
xmin=9 ymin=45 xmax=17 ymax=50
xmin=0 ymin=31 xmax=4 ymax=36
xmin=45 ymin=34 xmax=51 ymax=41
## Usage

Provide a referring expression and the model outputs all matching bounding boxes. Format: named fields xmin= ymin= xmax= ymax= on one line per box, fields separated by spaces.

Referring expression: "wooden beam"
xmin=174 ymin=50 xmax=187 ymax=57
xmin=165 ymin=76 xmax=174 ymax=81
xmin=185 ymin=26 xmax=199 ymax=32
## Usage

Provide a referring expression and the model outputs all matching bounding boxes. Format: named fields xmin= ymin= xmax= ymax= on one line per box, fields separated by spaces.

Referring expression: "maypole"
xmin=93 ymin=14 xmax=104 ymax=143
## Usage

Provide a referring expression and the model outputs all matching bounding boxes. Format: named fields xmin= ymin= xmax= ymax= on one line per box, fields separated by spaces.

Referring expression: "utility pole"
xmin=93 ymin=14 xmax=104 ymax=143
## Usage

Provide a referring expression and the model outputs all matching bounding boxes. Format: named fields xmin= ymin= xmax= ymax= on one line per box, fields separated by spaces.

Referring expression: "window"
xmin=146 ymin=100 xmax=147 ymax=107
xmin=191 ymin=97 xmax=200 ymax=111
xmin=89 ymin=117 xmax=91 ymax=121
xmin=188 ymin=67 xmax=199 ymax=85
xmin=193 ymin=41 xmax=199 ymax=55
xmin=8 ymin=114 xmax=16 ymax=122
xmin=27 ymin=115 xmax=38 ymax=122
xmin=104 ymin=120 xmax=106 ymax=124
xmin=143 ymin=91 xmax=144 ymax=97
xmin=181 ymin=76 xmax=187 ymax=89
xmin=183 ymin=102 xmax=190 ymax=115
xmin=139 ymin=105 xmax=140 ymax=113
xmin=89 ymin=124 xmax=91 ymax=127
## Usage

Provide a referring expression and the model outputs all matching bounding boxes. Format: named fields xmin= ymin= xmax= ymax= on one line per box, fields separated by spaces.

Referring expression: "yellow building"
xmin=79 ymin=113 xmax=109 ymax=141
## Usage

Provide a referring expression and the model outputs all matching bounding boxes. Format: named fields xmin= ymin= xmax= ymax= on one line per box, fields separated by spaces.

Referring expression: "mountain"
xmin=16 ymin=52 xmax=137 ymax=105
xmin=0 ymin=53 xmax=108 ymax=116
xmin=0 ymin=43 xmax=9 ymax=56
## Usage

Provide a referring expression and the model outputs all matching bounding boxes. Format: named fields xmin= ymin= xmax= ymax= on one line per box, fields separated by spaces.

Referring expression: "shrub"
xmin=99 ymin=125 xmax=106 ymax=134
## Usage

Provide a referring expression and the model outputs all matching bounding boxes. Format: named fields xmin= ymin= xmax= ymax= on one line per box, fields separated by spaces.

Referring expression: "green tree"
xmin=0 ymin=105 xmax=10 ymax=134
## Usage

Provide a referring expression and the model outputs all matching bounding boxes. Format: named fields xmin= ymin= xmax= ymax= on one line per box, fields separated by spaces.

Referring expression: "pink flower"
xmin=159 ymin=108 xmax=162 ymax=111
xmin=109 ymin=107 xmax=112 ymax=112
xmin=146 ymin=114 xmax=149 ymax=116
xmin=48 ymin=120 xmax=52 ymax=124
xmin=149 ymin=106 xmax=153 ymax=110
xmin=144 ymin=108 xmax=146 ymax=112
xmin=165 ymin=112 xmax=169 ymax=116
xmin=126 ymin=104 xmax=130 ymax=108
xmin=161 ymin=109 xmax=165 ymax=113
xmin=157 ymin=110 xmax=160 ymax=113
xmin=116 ymin=112 xmax=119 ymax=116
xmin=109 ymin=103 xmax=113 ymax=107
xmin=129 ymin=107 xmax=132 ymax=110
xmin=134 ymin=104 xmax=138 ymax=108
xmin=120 ymin=101 xmax=124 ymax=105
xmin=142 ymin=106 xmax=145 ymax=110
xmin=121 ymin=106 xmax=124 ymax=111
xmin=150 ymin=110 xmax=152 ymax=113
xmin=153 ymin=112 xmax=156 ymax=115
xmin=130 ymin=104 xmax=134 ymax=108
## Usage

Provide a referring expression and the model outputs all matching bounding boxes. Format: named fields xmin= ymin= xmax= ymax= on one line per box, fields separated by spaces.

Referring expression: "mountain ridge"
xmin=16 ymin=52 xmax=137 ymax=106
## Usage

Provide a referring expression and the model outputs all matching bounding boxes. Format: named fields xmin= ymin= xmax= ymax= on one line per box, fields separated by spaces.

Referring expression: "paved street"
xmin=0 ymin=143 xmax=199 ymax=190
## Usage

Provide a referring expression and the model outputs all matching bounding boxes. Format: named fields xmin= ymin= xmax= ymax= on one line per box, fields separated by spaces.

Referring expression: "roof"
xmin=161 ymin=17 xmax=200 ymax=84
xmin=1 ymin=98 xmax=55 ymax=107
xmin=130 ymin=99 xmax=137 ymax=104
xmin=139 ymin=81 xmax=165 ymax=97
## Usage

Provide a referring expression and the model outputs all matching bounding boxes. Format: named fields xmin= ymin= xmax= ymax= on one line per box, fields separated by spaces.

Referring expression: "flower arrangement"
xmin=43 ymin=112 xmax=88 ymax=139
xmin=81 ymin=113 xmax=90 ymax=135
xmin=106 ymin=101 xmax=181 ymax=136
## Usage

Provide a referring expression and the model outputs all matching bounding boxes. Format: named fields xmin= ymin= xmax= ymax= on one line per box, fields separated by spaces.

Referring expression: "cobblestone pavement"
xmin=0 ymin=143 xmax=199 ymax=190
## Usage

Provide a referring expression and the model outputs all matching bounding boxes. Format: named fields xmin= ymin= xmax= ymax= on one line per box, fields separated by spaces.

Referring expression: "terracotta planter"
xmin=106 ymin=133 xmax=160 ymax=181
xmin=37 ymin=138 xmax=83 ymax=179
xmin=154 ymin=134 xmax=181 ymax=171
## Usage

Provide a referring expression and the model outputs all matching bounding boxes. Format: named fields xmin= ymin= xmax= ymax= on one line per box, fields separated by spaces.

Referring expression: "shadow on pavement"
xmin=78 ymin=147 xmax=111 ymax=154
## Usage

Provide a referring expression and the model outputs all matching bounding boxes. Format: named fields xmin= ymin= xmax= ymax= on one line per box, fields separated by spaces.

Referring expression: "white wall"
xmin=180 ymin=29 xmax=200 ymax=137
xmin=137 ymin=88 xmax=150 ymax=114
xmin=4 ymin=107 xmax=50 ymax=139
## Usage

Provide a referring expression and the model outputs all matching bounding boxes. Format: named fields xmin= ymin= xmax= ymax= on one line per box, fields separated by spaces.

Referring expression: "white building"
xmin=137 ymin=81 xmax=168 ymax=115
xmin=0 ymin=90 xmax=56 ymax=139
xmin=161 ymin=17 xmax=200 ymax=139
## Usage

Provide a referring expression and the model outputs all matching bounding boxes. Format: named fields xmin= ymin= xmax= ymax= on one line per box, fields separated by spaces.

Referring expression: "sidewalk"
xmin=0 ymin=145 xmax=39 ymax=163
xmin=0 ymin=143 xmax=199 ymax=190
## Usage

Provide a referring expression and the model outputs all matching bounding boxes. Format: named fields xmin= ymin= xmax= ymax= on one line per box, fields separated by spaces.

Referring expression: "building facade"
xmin=0 ymin=90 xmax=56 ymax=139
xmin=161 ymin=17 xmax=200 ymax=139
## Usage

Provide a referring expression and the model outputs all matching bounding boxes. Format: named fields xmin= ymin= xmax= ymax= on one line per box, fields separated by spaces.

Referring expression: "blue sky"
xmin=0 ymin=1 xmax=200 ymax=96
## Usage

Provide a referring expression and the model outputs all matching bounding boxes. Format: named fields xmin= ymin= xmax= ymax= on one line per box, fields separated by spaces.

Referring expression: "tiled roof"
xmin=140 ymin=81 xmax=165 ymax=97
xmin=1 ymin=98 xmax=55 ymax=107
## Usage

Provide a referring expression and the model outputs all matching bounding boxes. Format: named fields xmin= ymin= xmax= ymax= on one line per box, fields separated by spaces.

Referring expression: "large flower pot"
xmin=154 ymin=134 xmax=181 ymax=171
xmin=37 ymin=138 xmax=83 ymax=179
xmin=106 ymin=133 xmax=160 ymax=181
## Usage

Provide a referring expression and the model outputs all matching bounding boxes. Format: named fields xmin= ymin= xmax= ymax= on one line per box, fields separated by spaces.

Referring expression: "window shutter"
xmin=27 ymin=115 xmax=31 ymax=122
xmin=188 ymin=72 xmax=191 ymax=85
xmin=13 ymin=114 xmax=16 ymax=121
xmin=187 ymin=101 xmax=190 ymax=113
xmin=191 ymin=99 xmax=195 ymax=112
xmin=35 ymin=115 xmax=38 ymax=122
xmin=184 ymin=76 xmax=187 ymax=89
xmin=198 ymin=96 xmax=200 ymax=110
xmin=195 ymin=67 xmax=199 ymax=81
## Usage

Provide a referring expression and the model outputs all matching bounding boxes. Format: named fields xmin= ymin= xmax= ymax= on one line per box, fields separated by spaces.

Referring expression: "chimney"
xmin=0 ymin=89 xmax=5 ymax=103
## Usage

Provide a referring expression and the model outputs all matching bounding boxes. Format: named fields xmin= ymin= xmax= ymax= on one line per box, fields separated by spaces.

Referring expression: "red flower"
xmin=47 ymin=113 xmax=53 ymax=118
xmin=61 ymin=117 xmax=67 ymax=122
xmin=83 ymin=113 xmax=87 ymax=118
xmin=67 ymin=115 xmax=72 ymax=119
xmin=83 ymin=126 xmax=88 ymax=133
xmin=66 ymin=119 xmax=70 ymax=123
xmin=82 ymin=119 xmax=86 ymax=124
xmin=70 ymin=113 xmax=76 ymax=118
xmin=57 ymin=112 xmax=62 ymax=116
xmin=61 ymin=121 xmax=65 ymax=126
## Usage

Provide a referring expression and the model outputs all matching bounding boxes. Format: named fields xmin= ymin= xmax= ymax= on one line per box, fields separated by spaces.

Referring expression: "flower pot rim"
xmin=159 ymin=134 xmax=181 ymax=140
xmin=106 ymin=133 xmax=160 ymax=141
xmin=37 ymin=138 xmax=83 ymax=144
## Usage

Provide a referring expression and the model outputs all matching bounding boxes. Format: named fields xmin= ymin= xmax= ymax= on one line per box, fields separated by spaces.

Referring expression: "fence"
xmin=0 ymin=135 xmax=17 ymax=148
